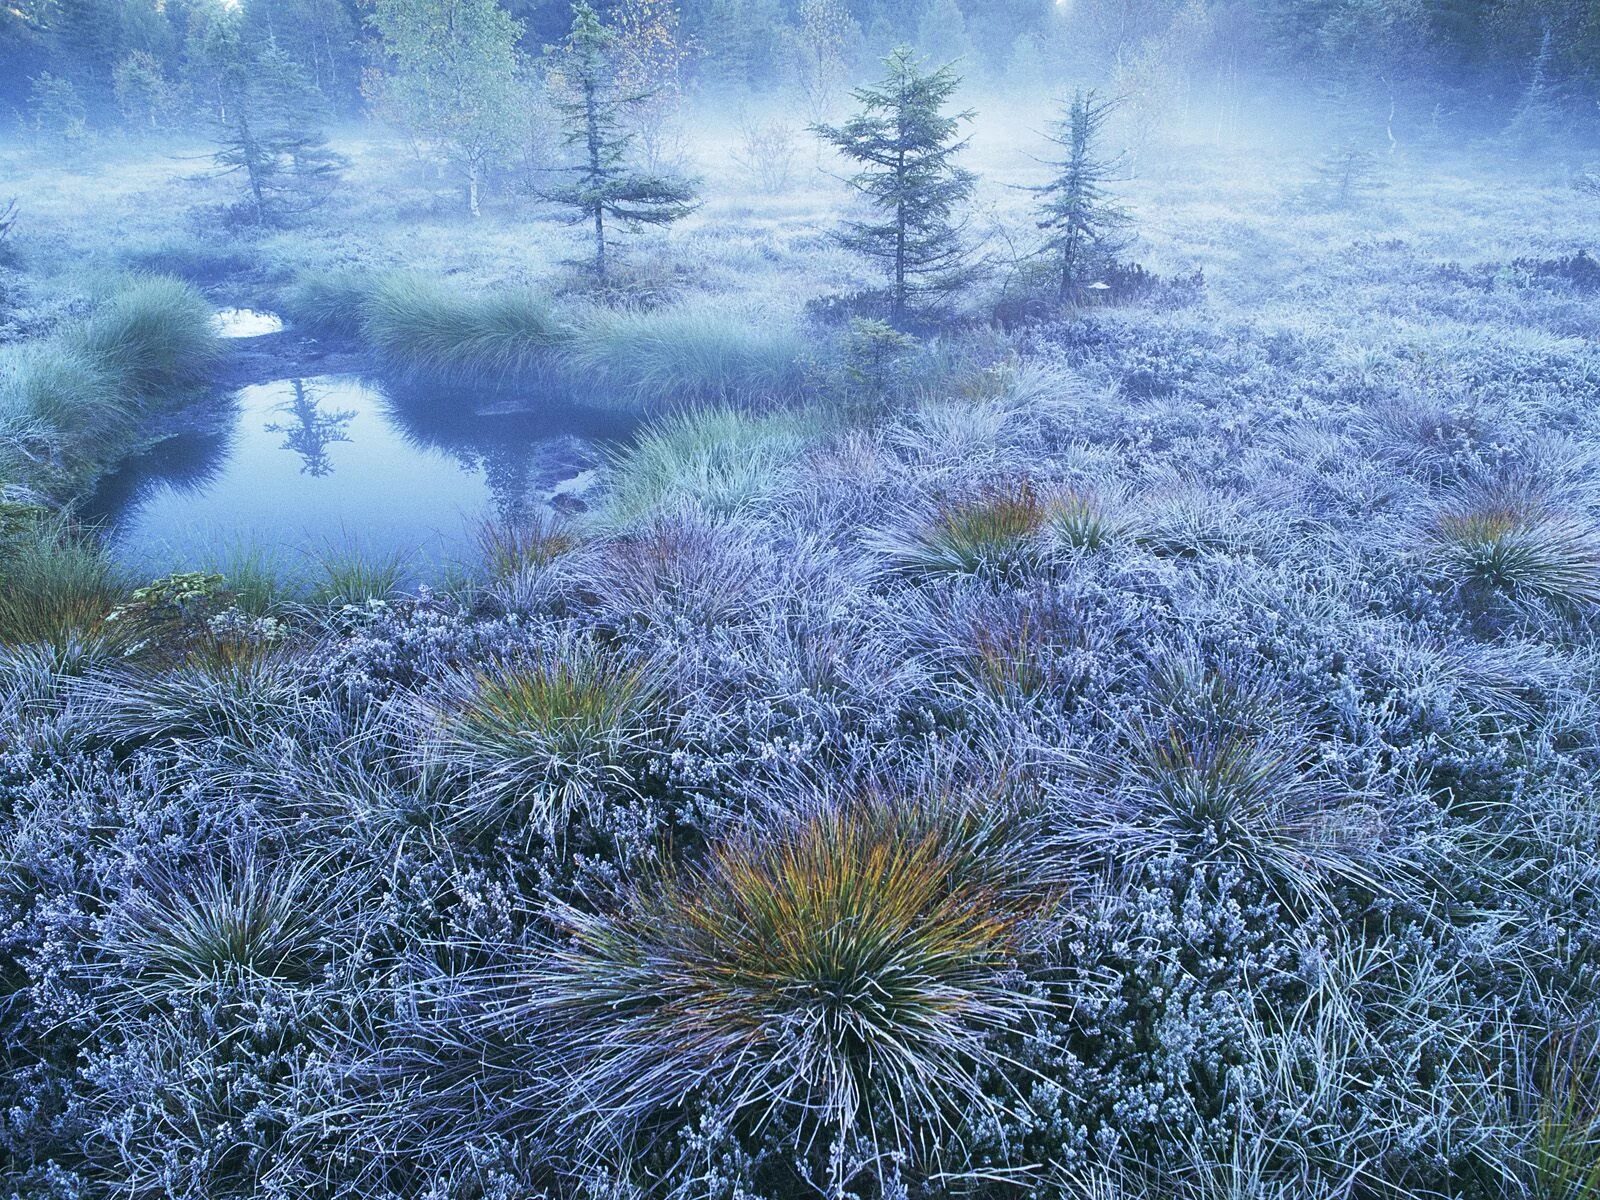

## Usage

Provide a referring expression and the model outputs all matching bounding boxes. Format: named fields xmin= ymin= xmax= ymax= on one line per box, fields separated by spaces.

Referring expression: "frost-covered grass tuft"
xmin=1046 ymin=485 xmax=1137 ymax=552
xmin=567 ymin=301 xmax=813 ymax=406
xmin=0 ymin=275 xmax=220 ymax=496
xmin=480 ymin=791 xmax=1047 ymax=1163
xmin=476 ymin=512 xmax=577 ymax=579
xmin=106 ymin=854 xmax=321 ymax=996
xmin=0 ymin=343 xmax=127 ymax=467
xmin=1426 ymin=472 xmax=1600 ymax=613
xmin=1059 ymin=656 xmax=1390 ymax=907
xmin=82 ymin=649 xmax=300 ymax=747
xmin=881 ymin=482 xmax=1051 ymax=576
xmin=427 ymin=641 xmax=661 ymax=833
xmin=278 ymin=265 xmax=374 ymax=336
xmin=601 ymin=405 xmax=821 ymax=523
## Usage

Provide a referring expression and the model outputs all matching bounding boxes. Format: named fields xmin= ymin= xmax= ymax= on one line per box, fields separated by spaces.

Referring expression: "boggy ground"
xmin=3 ymin=112 xmax=1600 ymax=1200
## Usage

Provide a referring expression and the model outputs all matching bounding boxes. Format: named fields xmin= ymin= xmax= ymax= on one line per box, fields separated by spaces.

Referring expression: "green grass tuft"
xmin=1528 ymin=1035 xmax=1600 ymax=1200
xmin=307 ymin=540 xmax=409 ymax=608
xmin=0 ymin=514 xmax=127 ymax=650
xmin=476 ymin=512 xmax=577 ymax=580
xmin=1427 ymin=474 xmax=1600 ymax=613
xmin=279 ymin=266 xmax=375 ymax=337
xmin=65 ymin=275 xmax=222 ymax=400
xmin=602 ymin=406 xmax=821 ymax=524
xmin=362 ymin=274 xmax=570 ymax=381
xmin=0 ymin=342 xmax=127 ymax=480
xmin=883 ymin=482 xmax=1051 ymax=576
xmin=567 ymin=302 xmax=812 ymax=407
xmin=429 ymin=642 xmax=660 ymax=833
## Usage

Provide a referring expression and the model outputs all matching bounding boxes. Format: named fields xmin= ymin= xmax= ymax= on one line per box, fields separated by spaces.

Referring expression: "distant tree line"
xmin=3 ymin=0 xmax=1597 ymax=134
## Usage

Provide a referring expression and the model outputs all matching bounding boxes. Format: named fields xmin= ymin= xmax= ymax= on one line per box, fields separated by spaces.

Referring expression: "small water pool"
xmin=211 ymin=308 xmax=286 ymax=338
xmin=88 ymin=375 xmax=632 ymax=579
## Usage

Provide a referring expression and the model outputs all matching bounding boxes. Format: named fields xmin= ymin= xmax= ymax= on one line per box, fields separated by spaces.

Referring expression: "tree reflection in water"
xmin=264 ymin=379 xmax=356 ymax=477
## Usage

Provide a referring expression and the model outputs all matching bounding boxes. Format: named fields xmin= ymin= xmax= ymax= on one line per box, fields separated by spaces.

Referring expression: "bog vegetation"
xmin=2 ymin=1 xmax=1600 ymax=1199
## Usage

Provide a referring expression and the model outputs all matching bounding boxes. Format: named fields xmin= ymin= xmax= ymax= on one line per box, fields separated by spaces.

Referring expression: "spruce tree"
xmin=1312 ymin=140 xmax=1384 ymax=207
xmin=0 ymin=197 xmax=18 ymax=265
xmin=206 ymin=24 xmax=345 ymax=225
xmin=1503 ymin=27 xmax=1567 ymax=156
xmin=545 ymin=0 xmax=700 ymax=282
xmin=812 ymin=46 xmax=976 ymax=323
xmin=1028 ymin=89 xmax=1130 ymax=304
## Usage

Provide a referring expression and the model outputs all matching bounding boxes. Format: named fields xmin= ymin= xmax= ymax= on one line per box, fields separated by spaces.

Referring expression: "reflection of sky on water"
xmin=210 ymin=308 xmax=286 ymax=338
xmin=88 ymin=375 xmax=633 ymax=576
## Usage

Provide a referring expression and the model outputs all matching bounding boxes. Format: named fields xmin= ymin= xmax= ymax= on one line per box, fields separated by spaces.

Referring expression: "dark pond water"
xmin=87 ymin=372 xmax=633 ymax=578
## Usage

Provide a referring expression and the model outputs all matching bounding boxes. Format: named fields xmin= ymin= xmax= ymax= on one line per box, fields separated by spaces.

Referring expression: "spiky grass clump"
xmin=1048 ymin=486 xmax=1136 ymax=552
xmin=308 ymin=541 xmax=408 ymax=608
xmin=66 ymin=275 xmax=222 ymax=399
xmin=0 ymin=514 xmax=126 ymax=649
xmin=105 ymin=855 xmax=322 ymax=998
xmin=1 ymin=343 xmax=128 ymax=495
xmin=602 ymin=407 xmax=820 ymax=524
xmin=0 ymin=342 xmax=127 ymax=454
xmin=1062 ymin=658 xmax=1387 ymax=907
xmin=485 ymin=793 xmax=1046 ymax=1162
xmin=428 ymin=642 xmax=661 ymax=833
xmin=362 ymin=274 xmax=570 ymax=381
xmin=0 ymin=276 xmax=220 ymax=496
xmin=585 ymin=511 xmax=768 ymax=628
xmin=912 ymin=583 xmax=1112 ymax=703
xmin=203 ymin=540 xmax=304 ymax=617
xmin=567 ymin=303 xmax=811 ymax=407
xmin=1522 ymin=1034 xmax=1600 ymax=1200
xmin=476 ymin=512 xmax=577 ymax=580
xmin=81 ymin=648 xmax=301 ymax=747
xmin=1426 ymin=474 xmax=1600 ymax=613
xmin=882 ymin=483 xmax=1050 ymax=577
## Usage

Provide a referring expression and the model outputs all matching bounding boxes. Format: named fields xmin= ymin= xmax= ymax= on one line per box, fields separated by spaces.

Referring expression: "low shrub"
xmin=1508 ymin=251 xmax=1600 ymax=294
xmin=120 ymin=238 xmax=257 ymax=285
